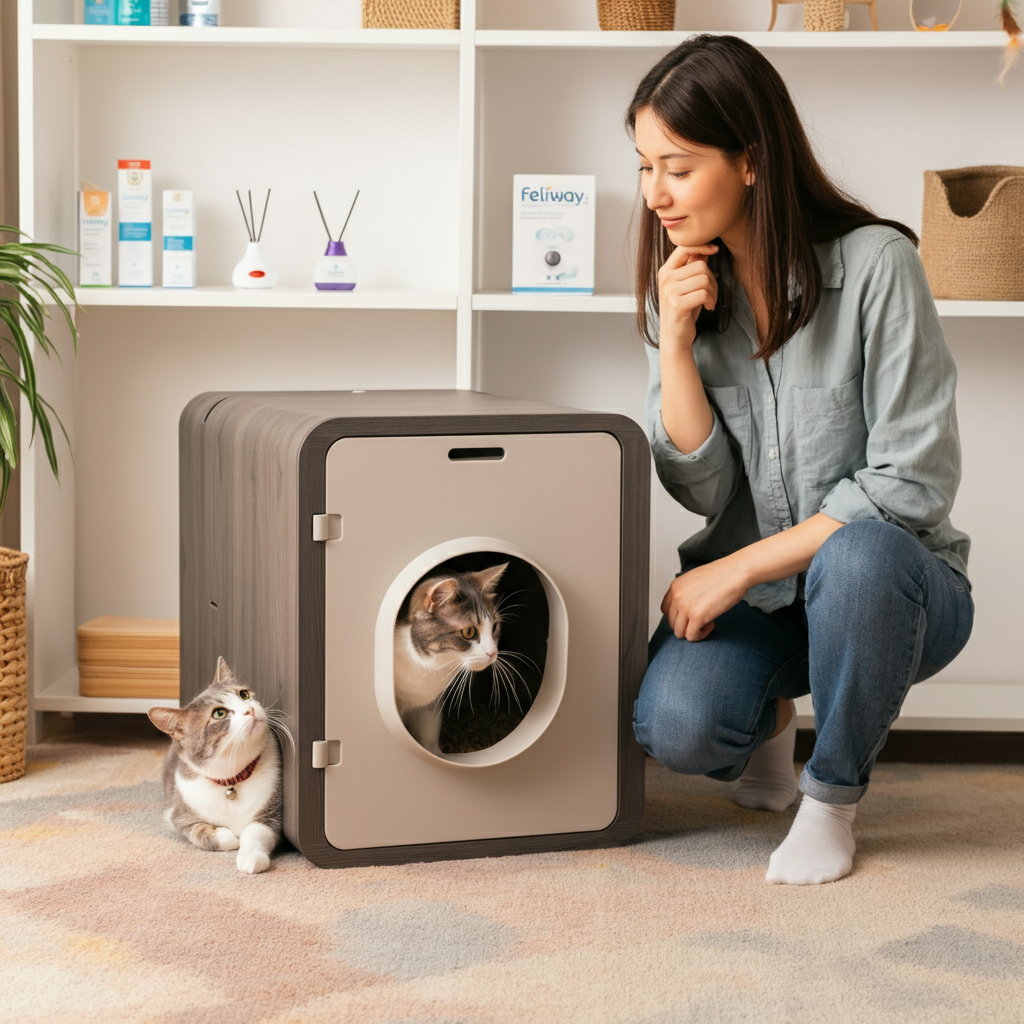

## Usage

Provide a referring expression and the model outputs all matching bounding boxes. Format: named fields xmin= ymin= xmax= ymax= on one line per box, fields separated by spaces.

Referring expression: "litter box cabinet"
xmin=180 ymin=391 xmax=649 ymax=868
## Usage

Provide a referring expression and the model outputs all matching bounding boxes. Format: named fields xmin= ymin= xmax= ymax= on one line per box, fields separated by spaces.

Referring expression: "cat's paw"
xmin=214 ymin=827 xmax=240 ymax=851
xmin=236 ymin=848 xmax=271 ymax=874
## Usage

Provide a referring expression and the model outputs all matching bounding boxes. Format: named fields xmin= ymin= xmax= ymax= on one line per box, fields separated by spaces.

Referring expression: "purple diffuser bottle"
xmin=313 ymin=191 xmax=359 ymax=291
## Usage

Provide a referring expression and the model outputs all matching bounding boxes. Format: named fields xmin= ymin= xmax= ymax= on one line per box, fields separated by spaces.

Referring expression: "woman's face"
xmin=635 ymin=107 xmax=753 ymax=251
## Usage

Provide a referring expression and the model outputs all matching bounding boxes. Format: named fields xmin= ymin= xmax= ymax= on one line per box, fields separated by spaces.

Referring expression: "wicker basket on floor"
xmin=0 ymin=549 xmax=29 ymax=784
xmin=804 ymin=0 xmax=845 ymax=30
xmin=362 ymin=0 xmax=459 ymax=29
xmin=920 ymin=166 xmax=1024 ymax=301
xmin=597 ymin=0 xmax=675 ymax=30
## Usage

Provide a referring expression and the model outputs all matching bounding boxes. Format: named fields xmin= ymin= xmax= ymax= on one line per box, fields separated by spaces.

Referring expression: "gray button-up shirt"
xmin=646 ymin=224 xmax=971 ymax=614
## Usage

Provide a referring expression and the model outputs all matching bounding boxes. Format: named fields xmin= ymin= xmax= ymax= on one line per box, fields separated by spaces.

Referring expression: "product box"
xmin=162 ymin=190 xmax=196 ymax=288
xmin=118 ymin=159 xmax=153 ymax=287
xmin=84 ymin=0 xmax=117 ymax=24
xmin=512 ymin=174 xmax=595 ymax=294
xmin=78 ymin=180 xmax=112 ymax=287
xmin=116 ymin=0 xmax=169 ymax=24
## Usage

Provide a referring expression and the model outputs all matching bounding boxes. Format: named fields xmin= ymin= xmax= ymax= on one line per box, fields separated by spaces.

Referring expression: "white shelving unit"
xmin=18 ymin=0 xmax=1024 ymax=732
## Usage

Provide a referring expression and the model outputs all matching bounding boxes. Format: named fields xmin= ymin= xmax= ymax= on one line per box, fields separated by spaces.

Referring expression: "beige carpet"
xmin=1 ymin=732 xmax=1021 ymax=1024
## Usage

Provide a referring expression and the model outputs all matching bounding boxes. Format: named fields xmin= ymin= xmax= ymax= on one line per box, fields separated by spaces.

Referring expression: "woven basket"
xmin=597 ymin=0 xmax=675 ymax=31
xmin=0 ymin=549 xmax=29 ymax=784
xmin=362 ymin=0 xmax=459 ymax=29
xmin=920 ymin=166 xmax=1024 ymax=301
xmin=804 ymin=0 xmax=845 ymax=30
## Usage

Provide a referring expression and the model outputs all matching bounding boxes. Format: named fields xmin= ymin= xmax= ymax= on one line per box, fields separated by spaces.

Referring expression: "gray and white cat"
xmin=394 ymin=563 xmax=508 ymax=754
xmin=148 ymin=657 xmax=288 ymax=874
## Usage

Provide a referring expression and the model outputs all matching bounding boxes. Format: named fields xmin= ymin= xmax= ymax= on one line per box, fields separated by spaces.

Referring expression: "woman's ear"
xmin=741 ymin=149 xmax=756 ymax=187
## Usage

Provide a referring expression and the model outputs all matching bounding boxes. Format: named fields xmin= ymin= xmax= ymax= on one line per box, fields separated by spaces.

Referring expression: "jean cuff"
xmin=707 ymin=761 xmax=748 ymax=783
xmin=799 ymin=765 xmax=867 ymax=805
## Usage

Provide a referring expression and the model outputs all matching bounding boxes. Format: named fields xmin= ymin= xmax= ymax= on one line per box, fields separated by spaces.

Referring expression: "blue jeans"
xmin=633 ymin=520 xmax=975 ymax=804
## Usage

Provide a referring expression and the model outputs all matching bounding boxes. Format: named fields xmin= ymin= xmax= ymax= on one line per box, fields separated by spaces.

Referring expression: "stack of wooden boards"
xmin=77 ymin=617 xmax=179 ymax=698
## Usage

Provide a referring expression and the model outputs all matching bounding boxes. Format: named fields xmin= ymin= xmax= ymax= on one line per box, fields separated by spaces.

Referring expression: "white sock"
xmin=765 ymin=794 xmax=857 ymax=885
xmin=733 ymin=707 xmax=798 ymax=812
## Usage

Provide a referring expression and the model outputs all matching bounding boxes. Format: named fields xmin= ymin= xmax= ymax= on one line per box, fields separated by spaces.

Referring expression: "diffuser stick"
xmin=248 ymin=192 xmax=257 ymax=244
xmin=313 ymin=191 xmax=333 ymax=242
xmin=257 ymin=189 xmax=271 ymax=243
xmin=235 ymin=190 xmax=254 ymax=241
xmin=338 ymin=190 xmax=361 ymax=242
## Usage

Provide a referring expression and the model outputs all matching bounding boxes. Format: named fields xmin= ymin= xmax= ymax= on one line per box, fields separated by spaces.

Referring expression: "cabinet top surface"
xmin=186 ymin=389 xmax=637 ymax=429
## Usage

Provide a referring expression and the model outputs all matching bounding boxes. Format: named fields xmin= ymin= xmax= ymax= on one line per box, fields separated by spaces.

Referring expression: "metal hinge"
xmin=312 ymin=514 xmax=343 ymax=542
xmin=311 ymin=740 xmax=342 ymax=769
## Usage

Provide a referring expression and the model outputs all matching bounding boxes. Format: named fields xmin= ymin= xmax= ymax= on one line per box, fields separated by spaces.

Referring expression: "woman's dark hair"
xmin=627 ymin=34 xmax=917 ymax=357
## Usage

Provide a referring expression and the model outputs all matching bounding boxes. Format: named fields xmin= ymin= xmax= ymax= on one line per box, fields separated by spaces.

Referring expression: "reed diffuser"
xmin=313 ymin=190 xmax=360 ymax=291
xmin=231 ymin=189 xmax=277 ymax=289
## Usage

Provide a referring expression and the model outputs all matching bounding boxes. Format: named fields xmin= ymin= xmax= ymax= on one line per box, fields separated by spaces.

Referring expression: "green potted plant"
xmin=0 ymin=226 xmax=77 ymax=784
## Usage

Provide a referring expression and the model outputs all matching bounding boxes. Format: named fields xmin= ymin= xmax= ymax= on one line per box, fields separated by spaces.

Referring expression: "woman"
xmin=629 ymin=35 xmax=974 ymax=885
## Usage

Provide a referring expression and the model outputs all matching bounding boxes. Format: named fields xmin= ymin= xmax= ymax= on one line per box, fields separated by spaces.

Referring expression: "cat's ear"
xmin=214 ymin=656 xmax=234 ymax=685
xmin=474 ymin=563 xmax=508 ymax=595
xmin=148 ymin=706 xmax=186 ymax=741
xmin=423 ymin=578 xmax=458 ymax=612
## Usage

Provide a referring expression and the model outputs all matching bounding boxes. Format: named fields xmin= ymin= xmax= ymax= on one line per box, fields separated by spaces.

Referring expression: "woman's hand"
xmin=661 ymin=557 xmax=750 ymax=642
xmin=658 ymin=244 xmax=719 ymax=352
xmin=662 ymin=514 xmax=846 ymax=641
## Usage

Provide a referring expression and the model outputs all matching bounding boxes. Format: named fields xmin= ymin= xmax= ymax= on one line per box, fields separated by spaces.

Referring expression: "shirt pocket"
xmin=790 ymin=374 xmax=868 ymax=491
xmin=705 ymin=384 xmax=752 ymax=472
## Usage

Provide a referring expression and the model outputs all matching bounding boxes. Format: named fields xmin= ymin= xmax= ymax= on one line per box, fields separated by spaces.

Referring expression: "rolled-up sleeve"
xmin=819 ymin=236 xmax=961 ymax=534
xmin=646 ymin=343 xmax=742 ymax=517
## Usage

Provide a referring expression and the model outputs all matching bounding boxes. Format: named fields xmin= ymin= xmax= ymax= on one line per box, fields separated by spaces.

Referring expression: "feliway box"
xmin=118 ymin=159 xmax=153 ymax=287
xmin=512 ymin=175 xmax=595 ymax=294
xmin=163 ymin=190 xmax=196 ymax=288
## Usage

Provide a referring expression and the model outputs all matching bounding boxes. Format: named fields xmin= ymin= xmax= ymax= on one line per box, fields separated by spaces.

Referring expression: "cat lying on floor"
xmin=148 ymin=658 xmax=289 ymax=874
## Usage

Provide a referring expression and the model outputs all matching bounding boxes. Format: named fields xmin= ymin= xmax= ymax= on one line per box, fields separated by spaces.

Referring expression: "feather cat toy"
xmin=998 ymin=0 xmax=1021 ymax=86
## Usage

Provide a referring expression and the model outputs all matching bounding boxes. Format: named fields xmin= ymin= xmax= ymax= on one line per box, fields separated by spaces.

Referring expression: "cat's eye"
xmin=238 ymin=689 xmax=251 ymax=700
xmin=212 ymin=708 xmax=227 ymax=719
xmin=461 ymin=626 xmax=477 ymax=640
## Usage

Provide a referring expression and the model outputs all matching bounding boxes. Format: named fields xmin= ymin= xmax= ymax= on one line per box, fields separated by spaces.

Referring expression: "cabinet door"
xmin=323 ymin=431 xmax=622 ymax=849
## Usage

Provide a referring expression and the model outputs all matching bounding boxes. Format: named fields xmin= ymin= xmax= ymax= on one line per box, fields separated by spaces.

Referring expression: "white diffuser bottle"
xmin=232 ymin=190 xmax=276 ymax=289
xmin=232 ymin=242 xmax=277 ymax=289
xmin=314 ymin=241 xmax=356 ymax=291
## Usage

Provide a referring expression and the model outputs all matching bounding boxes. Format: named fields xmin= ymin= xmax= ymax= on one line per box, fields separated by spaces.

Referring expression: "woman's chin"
xmin=668 ymin=226 xmax=715 ymax=248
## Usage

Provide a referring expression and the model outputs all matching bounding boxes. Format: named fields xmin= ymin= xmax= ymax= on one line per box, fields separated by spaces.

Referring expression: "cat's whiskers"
xmin=264 ymin=708 xmax=295 ymax=755
xmin=490 ymin=657 xmax=525 ymax=714
xmin=498 ymin=649 xmax=542 ymax=675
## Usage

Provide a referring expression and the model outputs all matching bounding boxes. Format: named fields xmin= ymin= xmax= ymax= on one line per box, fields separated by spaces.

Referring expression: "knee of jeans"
xmin=633 ymin=680 xmax=724 ymax=775
xmin=807 ymin=519 xmax=915 ymax=599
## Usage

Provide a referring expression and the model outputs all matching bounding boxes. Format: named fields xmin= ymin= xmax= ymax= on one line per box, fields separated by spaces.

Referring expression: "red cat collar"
xmin=206 ymin=755 xmax=261 ymax=788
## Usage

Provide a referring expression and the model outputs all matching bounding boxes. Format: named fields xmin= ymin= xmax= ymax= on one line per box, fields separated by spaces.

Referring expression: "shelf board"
xmin=33 ymin=24 xmax=461 ymax=50
xmin=74 ymin=286 xmax=458 ymax=310
xmin=933 ymin=299 xmax=1024 ymax=317
xmin=35 ymin=667 xmax=179 ymax=714
xmin=474 ymin=294 xmax=1024 ymax=316
xmin=473 ymin=292 xmax=634 ymax=313
xmin=475 ymin=29 xmax=1009 ymax=50
xmin=35 ymin=26 xmax=1008 ymax=51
